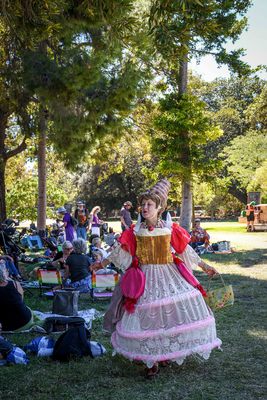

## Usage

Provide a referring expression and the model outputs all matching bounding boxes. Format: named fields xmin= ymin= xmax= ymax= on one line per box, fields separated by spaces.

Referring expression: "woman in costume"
xmin=92 ymin=179 xmax=221 ymax=378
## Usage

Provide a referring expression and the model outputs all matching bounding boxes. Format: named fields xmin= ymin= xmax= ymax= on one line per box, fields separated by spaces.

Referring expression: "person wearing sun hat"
xmin=57 ymin=206 xmax=75 ymax=243
xmin=91 ymin=178 xmax=220 ymax=379
xmin=120 ymin=201 xmax=133 ymax=231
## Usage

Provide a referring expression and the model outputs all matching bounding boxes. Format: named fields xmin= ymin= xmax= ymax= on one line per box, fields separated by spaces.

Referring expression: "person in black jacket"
xmin=0 ymin=262 xmax=32 ymax=331
xmin=63 ymin=239 xmax=91 ymax=293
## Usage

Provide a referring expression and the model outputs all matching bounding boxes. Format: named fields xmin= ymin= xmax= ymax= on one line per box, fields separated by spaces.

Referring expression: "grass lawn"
xmin=0 ymin=222 xmax=266 ymax=400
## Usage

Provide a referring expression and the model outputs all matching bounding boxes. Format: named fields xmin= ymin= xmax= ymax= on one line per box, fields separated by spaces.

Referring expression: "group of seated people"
xmin=0 ymin=233 xmax=119 ymax=333
xmin=43 ymin=232 xmax=119 ymax=294
xmin=0 ymin=220 xmax=211 ymax=333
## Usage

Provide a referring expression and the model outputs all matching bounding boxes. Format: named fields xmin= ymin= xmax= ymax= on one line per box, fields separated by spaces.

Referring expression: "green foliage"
xmin=12 ymin=1 xmax=151 ymax=169
xmin=152 ymin=93 xmax=222 ymax=179
xmin=0 ymin=0 xmax=151 ymax=221
xmin=5 ymin=149 xmax=77 ymax=220
xmin=76 ymin=130 xmax=156 ymax=213
xmin=221 ymin=129 xmax=267 ymax=195
xmin=193 ymin=180 xmax=243 ymax=218
xmin=253 ymin=161 xmax=267 ymax=203
xmin=188 ymin=75 xmax=267 ymax=203
xmin=246 ymin=85 xmax=267 ymax=129
xmin=149 ymin=0 xmax=252 ymax=78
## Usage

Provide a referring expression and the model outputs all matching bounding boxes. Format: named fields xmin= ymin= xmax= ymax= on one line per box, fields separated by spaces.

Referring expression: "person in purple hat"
xmin=57 ymin=206 xmax=75 ymax=243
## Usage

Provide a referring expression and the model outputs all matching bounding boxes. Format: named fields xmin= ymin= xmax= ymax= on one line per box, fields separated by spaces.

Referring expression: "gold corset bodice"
xmin=136 ymin=233 xmax=173 ymax=265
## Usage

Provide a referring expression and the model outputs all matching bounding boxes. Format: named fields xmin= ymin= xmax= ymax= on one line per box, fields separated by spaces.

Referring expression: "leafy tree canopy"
xmin=149 ymin=0 xmax=252 ymax=80
xmin=221 ymin=129 xmax=267 ymax=194
xmin=152 ymin=93 xmax=222 ymax=179
xmin=5 ymin=147 xmax=77 ymax=221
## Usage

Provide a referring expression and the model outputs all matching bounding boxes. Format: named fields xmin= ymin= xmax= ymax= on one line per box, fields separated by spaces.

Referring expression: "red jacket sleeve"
xmin=171 ymin=223 xmax=191 ymax=254
xmin=117 ymin=228 xmax=137 ymax=256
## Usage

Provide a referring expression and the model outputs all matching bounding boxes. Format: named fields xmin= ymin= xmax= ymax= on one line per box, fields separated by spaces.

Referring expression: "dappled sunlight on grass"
xmin=2 ymin=270 xmax=265 ymax=400
xmin=202 ymin=221 xmax=246 ymax=233
xmin=1 ymin=221 xmax=266 ymax=400
xmin=247 ymin=329 xmax=267 ymax=340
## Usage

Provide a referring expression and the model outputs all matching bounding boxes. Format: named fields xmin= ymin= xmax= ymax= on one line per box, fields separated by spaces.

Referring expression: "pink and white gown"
xmin=107 ymin=224 xmax=221 ymax=368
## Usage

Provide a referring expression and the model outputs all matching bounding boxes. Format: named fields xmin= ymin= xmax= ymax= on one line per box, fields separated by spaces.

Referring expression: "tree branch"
xmin=5 ymin=136 xmax=27 ymax=160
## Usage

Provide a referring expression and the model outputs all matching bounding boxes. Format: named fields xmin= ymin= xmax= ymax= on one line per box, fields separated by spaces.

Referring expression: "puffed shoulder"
xmin=117 ymin=228 xmax=137 ymax=256
xmin=170 ymin=223 xmax=191 ymax=254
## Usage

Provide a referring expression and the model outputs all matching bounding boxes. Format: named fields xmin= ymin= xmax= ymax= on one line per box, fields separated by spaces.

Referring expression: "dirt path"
xmin=108 ymin=220 xmax=267 ymax=251
xmin=210 ymin=231 xmax=267 ymax=251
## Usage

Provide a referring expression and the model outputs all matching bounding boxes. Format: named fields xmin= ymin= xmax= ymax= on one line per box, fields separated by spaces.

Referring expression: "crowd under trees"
xmin=0 ymin=0 xmax=266 ymax=231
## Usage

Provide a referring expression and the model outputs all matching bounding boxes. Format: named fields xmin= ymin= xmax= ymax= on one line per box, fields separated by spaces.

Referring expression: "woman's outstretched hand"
xmin=200 ymin=262 xmax=218 ymax=277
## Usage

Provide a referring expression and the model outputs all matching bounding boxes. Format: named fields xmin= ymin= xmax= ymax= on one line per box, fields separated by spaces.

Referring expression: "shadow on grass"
xmin=202 ymin=248 xmax=267 ymax=268
xmin=0 ymin=271 xmax=266 ymax=400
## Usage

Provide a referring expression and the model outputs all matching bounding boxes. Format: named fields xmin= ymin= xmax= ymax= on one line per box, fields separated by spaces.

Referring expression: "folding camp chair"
xmin=26 ymin=235 xmax=44 ymax=250
xmin=37 ymin=269 xmax=62 ymax=296
xmin=91 ymin=271 xmax=119 ymax=300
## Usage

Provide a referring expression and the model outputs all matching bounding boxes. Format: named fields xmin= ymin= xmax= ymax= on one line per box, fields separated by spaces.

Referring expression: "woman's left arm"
xmin=198 ymin=260 xmax=218 ymax=277
xmin=178 ymin=245 xmax=218 ymax=276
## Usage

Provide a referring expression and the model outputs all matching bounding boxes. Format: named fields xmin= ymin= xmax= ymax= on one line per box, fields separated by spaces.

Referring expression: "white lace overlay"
xmin=109 ymin=228 xmax=221 ymax=367
xmin=107 ymin=245 xmax=132 ymax=272
xmin=178 ymin=244 xmax=202 ymax=271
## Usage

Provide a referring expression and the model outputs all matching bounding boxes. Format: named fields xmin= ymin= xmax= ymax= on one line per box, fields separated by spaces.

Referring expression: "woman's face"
xmin=63 ymin=247 xmax=73 ymax=256
xmin=141 ymin=198 xmax=159 ymax=221
xmin=94 ymin=253 xmax=102 ymax=261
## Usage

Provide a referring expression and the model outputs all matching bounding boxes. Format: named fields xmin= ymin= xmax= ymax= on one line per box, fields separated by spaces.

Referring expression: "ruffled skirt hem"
xmin=111 ymin=336 xmax=222 ymax=368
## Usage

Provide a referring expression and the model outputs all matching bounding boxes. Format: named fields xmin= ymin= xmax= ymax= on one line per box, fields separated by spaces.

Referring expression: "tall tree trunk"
xmin=0 ymin=111 xmax=9 ymax=222
xmin=178 ymin=59 xmax=188 ymax=94
xmin=180 ymin=181 xmax=193 ymax=230
xmin=0 ymin=157 xmax=7 ymax=222
xmin=177 ymin=59 xmax=192 ymax=232
xmin=37 ymin=106 xmax=47 ymax=236
xmin=0 ymin=108 xmax=28 ymax=223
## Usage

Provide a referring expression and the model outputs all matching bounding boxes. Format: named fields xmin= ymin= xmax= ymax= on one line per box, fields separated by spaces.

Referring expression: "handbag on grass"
xmin=205 ymin=275 xmax=234 ymax=311
xmin=52 ymin=290 xmax=79 ymax=316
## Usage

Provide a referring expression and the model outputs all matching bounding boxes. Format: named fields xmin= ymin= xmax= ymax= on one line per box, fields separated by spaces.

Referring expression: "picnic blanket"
xmin=2 ymin=309 xmax=103 ymax=334
xmin=33 ymin=309 xmax=102 ymax=331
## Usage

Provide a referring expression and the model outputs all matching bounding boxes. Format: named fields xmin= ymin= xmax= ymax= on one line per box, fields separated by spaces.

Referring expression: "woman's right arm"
xmin=90 ymin=245 xmax=132 ymax=273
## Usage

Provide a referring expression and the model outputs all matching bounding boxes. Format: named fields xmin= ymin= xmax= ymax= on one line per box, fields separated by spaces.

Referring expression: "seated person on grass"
xmin=91 ymin=236 xmax=110 ymax=258
xmin=0 ymin=262 xmax=33 ymax=332
xmin=49 ymin=241 xmax=73 ymax=270
xmin=190 ymin=219 xmax=210 ymax=250
xmin=30 ymin=240 xmax=74 ymax=280
xmin=0 ymin=255 xmax=22 ymax=280
xmin=63 ymin=238 xmax=91 ymax=293
xmin=90 ymin=249 xmax=117 ymax=275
